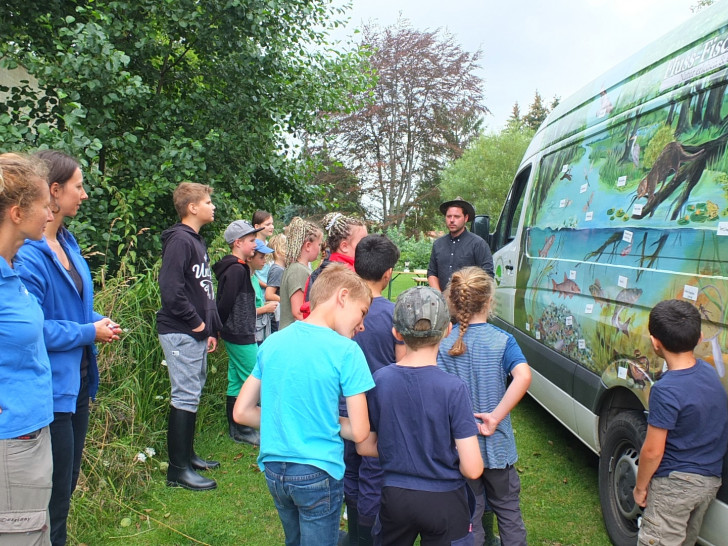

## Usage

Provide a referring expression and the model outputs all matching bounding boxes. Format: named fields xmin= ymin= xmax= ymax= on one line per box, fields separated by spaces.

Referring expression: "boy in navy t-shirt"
xmin=634 ymin=299 xmax=728 ymax=545
xmin=344 ymin=235 xmax=405 ymax=544
xmin=357 ymin=286 xmax=483 ymax=545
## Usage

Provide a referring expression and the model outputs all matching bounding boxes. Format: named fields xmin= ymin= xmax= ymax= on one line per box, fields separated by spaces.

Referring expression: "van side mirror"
xmin=471 ymin=214 xmax=491 ymax=244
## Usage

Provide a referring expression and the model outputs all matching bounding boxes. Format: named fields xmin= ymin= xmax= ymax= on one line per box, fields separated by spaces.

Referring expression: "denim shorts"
xmin=264 ymin=461 xmax=344 ymax=546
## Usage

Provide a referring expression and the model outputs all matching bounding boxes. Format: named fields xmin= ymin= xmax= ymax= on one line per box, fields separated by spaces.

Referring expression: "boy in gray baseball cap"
xmin=356 ymin=286 xmax=484 ymax=544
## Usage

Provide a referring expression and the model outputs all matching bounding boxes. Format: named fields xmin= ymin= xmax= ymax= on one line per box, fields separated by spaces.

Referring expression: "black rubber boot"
xmin=166 ymin=406 xmax=217 ymax=491
xmin=482 ymin=510 xmax=501 ymax=546
xmin=190 ymin=451 xmax=220 ymax=471
xmin=227 ymin=396 xmax=260 ymax=445
xmin=345 ymin=503 xmax=359 ymax=546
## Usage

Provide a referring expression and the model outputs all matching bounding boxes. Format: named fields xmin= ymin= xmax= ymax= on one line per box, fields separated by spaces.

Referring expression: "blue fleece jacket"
xmin=15 ymin=228 xmax=102 ymax=413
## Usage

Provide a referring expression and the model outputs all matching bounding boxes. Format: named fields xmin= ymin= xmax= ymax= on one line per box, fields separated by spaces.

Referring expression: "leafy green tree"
xmin=439 ymin=128 xmax=533 ymax=221
xmin=523 ymin=90 xmax=549 ymax=131
xmin=506 ymin=102 xmax=525 ymax=132
xmin=0 ymin=0 xmax=372 ymax=272
xmin=330 ymin=18 xmax=487 ymax=227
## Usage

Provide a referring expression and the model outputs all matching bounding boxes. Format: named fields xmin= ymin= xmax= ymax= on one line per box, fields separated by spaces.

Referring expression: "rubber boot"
xmin=345 ymin=503 xmax=359 ymax=546
xmin=190 ymin=407 xmax=220 ymax=470
xmin=482 ymin=510 xmax=501 ymax=546
xmin=227 ymin=395 xmax=260 ymax=445
xmin=166 ymin=406 xmax=217 ymax=490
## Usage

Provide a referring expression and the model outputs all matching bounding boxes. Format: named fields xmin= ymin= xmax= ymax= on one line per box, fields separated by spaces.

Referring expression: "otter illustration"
xmin=634 ymin=141 xmax=704 ymax=203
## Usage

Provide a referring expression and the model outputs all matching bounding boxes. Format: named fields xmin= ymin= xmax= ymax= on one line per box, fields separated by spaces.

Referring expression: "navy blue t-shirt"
xmin=648 ymin=359 xmax=728 ymax=477
xmin=368 ymin=364 xmax=479 ymax=492
xmin=353 ymin=296 xmax=402 ymax=374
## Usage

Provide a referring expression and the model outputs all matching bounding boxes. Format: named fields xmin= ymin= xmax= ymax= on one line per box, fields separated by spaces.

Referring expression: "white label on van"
xmin=580 ymin=183 xmax=588 ymax=194
xmin=632 ymin=204 xmax=644 ymax=216
xmin=617 ymin=366 xmax=628 ymax=380
xmin=683 ymin=285 xmax=699 ymax=301
xmin=585 ymin=211 xmax=594 ymax=221
xmin=578 ymin=339 xmax=586 ymax=350
xmin=618 ymin=275 xmax=629 ymax=288
xmin=622 ymin=230 xmax=633 ymax=243
xmin=617 ymin=176 xmax=627 ymax=187
xmin=718 ymin=222 xmax=728 ymax=236
xmin=585 ymin=304 xmax=594 ymax=314
xmin=562 ymin=164 xmax=569 ymax=173
xmin=565 ymin=316 xmax=573 ymax=326
xmin=569 ymin=270 xmax=577 ymax=280
xmin=535 ymin=330 xmax=541 ymax=340
xmin=559 ymin=199 xmax=567 ymax=208
xmin=525 ymin=322 xmax=530 ymax=331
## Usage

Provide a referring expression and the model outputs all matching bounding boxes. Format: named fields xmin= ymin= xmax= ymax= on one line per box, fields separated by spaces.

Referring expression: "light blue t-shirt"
xmin=253 ymin=320 xmax=375 ymax=479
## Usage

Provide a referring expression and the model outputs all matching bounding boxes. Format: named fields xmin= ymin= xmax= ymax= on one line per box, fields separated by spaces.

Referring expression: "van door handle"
xmin=505 ymin=264 xmax=514 ymax=271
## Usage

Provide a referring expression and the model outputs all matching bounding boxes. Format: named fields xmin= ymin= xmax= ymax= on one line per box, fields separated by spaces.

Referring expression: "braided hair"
xmin=285 ymin=217 xmax=321 ymax=267
xmin=445 ymin=266 xmax=495 ymax=356
xmin=322 ymin=212 xmax=366 ymax=254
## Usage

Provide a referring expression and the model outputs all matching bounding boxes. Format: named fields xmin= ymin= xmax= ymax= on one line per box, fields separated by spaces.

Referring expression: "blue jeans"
xmin=264 ymin=462 xmax=344 ymax=546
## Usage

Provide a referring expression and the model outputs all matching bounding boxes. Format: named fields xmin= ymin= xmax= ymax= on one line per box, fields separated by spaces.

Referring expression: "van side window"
xmin=493 ymin=166 xmax=531 ymax=250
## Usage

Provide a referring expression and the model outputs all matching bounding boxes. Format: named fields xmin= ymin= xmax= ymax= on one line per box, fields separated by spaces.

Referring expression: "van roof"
xmin=526 ymin=1 xmax=728 ymax=159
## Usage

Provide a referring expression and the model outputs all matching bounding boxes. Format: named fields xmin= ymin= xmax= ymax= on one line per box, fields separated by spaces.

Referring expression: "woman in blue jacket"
xmin=0 ymin=152 xmax=55 ymax=545
xmin=16 ymin=150 xmax=121 ymax=546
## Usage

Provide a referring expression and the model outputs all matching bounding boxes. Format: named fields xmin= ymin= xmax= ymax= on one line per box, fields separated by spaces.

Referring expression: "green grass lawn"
xmin=70 ymin=395 xmax=609 ymax=545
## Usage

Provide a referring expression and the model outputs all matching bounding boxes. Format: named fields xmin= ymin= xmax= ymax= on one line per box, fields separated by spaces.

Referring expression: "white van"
xmin=481 ymin=3 xmax=728 ymax=544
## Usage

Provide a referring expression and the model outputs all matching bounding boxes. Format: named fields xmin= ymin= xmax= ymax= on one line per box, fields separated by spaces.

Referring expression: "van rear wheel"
xmin=598 ymin=410 xmax=647 ymax=546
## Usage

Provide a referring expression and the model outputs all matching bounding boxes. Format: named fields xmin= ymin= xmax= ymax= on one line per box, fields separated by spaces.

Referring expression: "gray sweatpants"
xmin=159 ymin=332 xmax=208 ymax=412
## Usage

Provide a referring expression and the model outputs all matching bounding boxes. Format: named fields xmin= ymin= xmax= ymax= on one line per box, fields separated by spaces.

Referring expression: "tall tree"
xmin=0 ymin=0 xmax=372 ymax=271
xmin=506 ymin=102 xmax=524 ymax=132
xmin=329 ymin=18 xmax=487 ymax=227
xmin=439 ymin=128 xmax=533 ymax=221
xmin=523 ymin=90 xmax=549 ymax=131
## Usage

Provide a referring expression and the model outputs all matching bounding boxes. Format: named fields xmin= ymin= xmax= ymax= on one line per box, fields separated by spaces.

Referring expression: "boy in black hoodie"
xmin=212 ymin=220 xmax=262 ymax=446
xmin=157 ymin=182 xmax=222 ymax=491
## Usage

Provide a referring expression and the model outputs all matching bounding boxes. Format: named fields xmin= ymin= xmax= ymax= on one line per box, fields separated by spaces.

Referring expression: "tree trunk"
xmin=676 ymin=98 xmax=691 ymax=136
xmin=692 ymin=87 xmax=705 ymax=127
xmin=703 ymin=83 xmax=727 ymax=128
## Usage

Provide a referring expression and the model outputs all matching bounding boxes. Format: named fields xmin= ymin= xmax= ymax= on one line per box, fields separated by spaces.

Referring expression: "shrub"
xmin=384 ymin=225 xmax=434 ymax=270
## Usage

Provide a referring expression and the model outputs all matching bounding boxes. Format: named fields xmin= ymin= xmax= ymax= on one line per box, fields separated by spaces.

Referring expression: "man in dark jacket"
xmin=157 ymin=182 xmax=222 ymax=491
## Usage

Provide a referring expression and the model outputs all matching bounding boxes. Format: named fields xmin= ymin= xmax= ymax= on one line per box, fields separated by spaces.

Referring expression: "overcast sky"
xmin=330 ymin=0 xmax=699 ymax=131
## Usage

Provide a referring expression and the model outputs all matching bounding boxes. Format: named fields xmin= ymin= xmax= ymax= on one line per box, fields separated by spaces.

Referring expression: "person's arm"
xmin=290 ymin=289 xmax=305 ymax=321
xmin=427 ymin=244 xmax=441 ymax=290
xmin=341 ymin=392 xmax=370 ymax=443
xmin=474 ymin=362 xmax=531 ymax=436
xmin=257 ymin=301 xmax=278 ymax=315
xmin=265 ymin=286 xmax=280 ymax=302
xmin=455 ymin=435 xmax=484 ymax=479
xmin=233 ymin=375 xmax=262 ymax=429
xmin=475 ymin=239 xmax=494 ymax=278
xmin=633 ymin=425 xmax=668 ymax=507
xmin=159 ymin=237 xmax=204 ymax=329
xmin=356 ymin=430 xmax=379 ymax=457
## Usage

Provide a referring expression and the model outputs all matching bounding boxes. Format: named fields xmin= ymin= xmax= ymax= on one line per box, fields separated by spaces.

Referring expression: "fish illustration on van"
xmin=611 ymin=288 xmax=642 ymax=335
xmin=539 ymin=234 xmax=556 ymax=257
xmin=589 ymin=278 xmax=608 ymax=305
xmin=552 ymin=273 xmax=580 ymax=298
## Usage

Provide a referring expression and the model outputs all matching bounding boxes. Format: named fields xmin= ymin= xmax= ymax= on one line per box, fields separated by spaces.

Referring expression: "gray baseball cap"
xmin=393 ymin=286 xmax=450 ymax=338
xmin=224 ymin=220 xmax=262 ymax=244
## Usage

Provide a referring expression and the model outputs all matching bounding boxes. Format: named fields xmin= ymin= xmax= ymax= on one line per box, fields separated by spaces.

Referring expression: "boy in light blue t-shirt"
xmin=234 ymin=263 xmax=374 ymax=545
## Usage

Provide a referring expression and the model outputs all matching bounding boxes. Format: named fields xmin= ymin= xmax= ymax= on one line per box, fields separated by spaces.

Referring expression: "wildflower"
xmin=161 ymin=360 xmax=167 ymax=367
xmin=155 ymin=395 xmax=164 ymax=400
xmin=144 ymin=447 xmax=156 ymax=458
xmin=135 ymin=452 xmax=147 ymax=463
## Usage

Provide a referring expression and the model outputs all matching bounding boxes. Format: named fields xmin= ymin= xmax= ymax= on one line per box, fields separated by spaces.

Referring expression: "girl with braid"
xmin=301 ymin=212 xmax=367 ymax=318
xmin=437 ymin=266 xmax=531 ymax=546
xmin=278 ymin=217 xmax=322 ymax=329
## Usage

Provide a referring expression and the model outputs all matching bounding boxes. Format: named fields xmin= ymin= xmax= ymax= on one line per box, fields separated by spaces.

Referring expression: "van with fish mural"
xmin=480 ymin=3 xmax=728 ymax=545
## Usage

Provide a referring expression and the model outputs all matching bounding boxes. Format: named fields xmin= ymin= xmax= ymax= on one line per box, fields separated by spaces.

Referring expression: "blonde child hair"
xmin=268 ymin=233 xmax=287 ymax=264
xmin=285 ymin=217 xmax=322 ymax=267
xmin=309 ymin=263 xmax=371 ymax=310
xmin=172 ymin=182 xmax=213 ymax=219
xmin=445 ymin=266 xmax=495 ymax=356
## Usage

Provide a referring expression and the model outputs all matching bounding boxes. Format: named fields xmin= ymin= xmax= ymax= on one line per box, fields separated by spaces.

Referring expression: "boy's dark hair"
xmin=401 ymin=319 xmax=445 ymax=350
xmin=354 ymin=234 xmax=400 ymax=281
xmin=648 ymin=299 xmax=701 ymax=353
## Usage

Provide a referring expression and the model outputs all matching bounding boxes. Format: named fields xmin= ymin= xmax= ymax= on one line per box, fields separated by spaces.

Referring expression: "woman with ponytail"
xmin=437 ymin=266 xmax=531 ymax=546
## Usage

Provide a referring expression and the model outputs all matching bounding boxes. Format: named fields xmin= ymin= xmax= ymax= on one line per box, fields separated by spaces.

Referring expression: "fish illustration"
xmin=589 ymin=278 xmax=607 ymax=305
xmin=621 ymin=243 xmax=633 ymax=256
xmin=552 ymin=273 xmax=581 ymax=298
xmin=611 ymin=288 xmax=642 ymax=335
xmin=539 ymin=235 xmax=556 ymax=257
xmin=628 ymin=359 xmax=653 ymax=389
xmin=583 ymin=191 xmax=594 ymax=213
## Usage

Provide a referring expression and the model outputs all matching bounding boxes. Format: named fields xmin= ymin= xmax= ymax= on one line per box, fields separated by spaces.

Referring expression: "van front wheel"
xmin=598 ymin=410 xmax=647 ymax=546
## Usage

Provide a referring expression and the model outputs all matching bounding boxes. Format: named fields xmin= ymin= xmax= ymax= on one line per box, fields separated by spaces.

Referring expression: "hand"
xmin=207 ymin=336 xmax=217 ymax=353
xmin=192 ymin=321 xmax=206 ymax=333
xmin=94 ymin=318 xmax=121 ymax=343
xmin=474 ymin=412 xmax=498 ymax=436
xmin=633 ymin=485 xmax=648 ymax=508
xmin=261 ymin=302 xmax=278 ymax=314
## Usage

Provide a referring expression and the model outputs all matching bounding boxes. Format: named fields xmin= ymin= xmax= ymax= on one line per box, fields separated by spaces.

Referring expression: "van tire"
xmin=598 ymin=410 xmax=647 ymax=546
